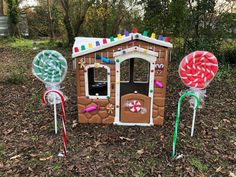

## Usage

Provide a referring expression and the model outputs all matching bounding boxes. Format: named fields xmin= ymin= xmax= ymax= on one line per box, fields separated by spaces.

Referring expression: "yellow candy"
xmin=94 ymin=63 xmax=100 ymax=68
xmin=88 ymin=43 xmax=93 ymax=48
xmin=117 ymin=34 xmax=122 ymax=40
xmin=151 ymin=33 xmax=156 ymax=39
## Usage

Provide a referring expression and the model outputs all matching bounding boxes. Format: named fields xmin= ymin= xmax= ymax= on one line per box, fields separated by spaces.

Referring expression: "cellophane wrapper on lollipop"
xmin=179 ymin=88 xmax=206 ymax=108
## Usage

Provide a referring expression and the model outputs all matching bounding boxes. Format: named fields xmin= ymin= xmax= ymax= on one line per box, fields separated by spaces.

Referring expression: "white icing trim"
xmin=72 ymin=36 xmax=132 ymax=58
xmin=113 ymin=122 xmax=153 ymax=126
xmin=72 ymin=33 xmax=173 ymax=58
xmin=114 ymin=50 xmax=156 ymax=125
xmin=113 ymin=46 xmax=159 ymax=57
xmin=84 ymin=64 xmax=110 ymax=99
xmin=136 ymin=34 xmax=173 ymax=48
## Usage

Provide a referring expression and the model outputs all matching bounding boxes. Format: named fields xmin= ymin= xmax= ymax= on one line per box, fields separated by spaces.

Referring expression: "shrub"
xmin=6 ymin=68 xmax=25 ymax=85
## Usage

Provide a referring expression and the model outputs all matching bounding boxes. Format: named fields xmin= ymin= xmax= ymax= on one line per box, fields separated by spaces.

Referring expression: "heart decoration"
xmin=155 ymin=63 xmax=164 ymax=73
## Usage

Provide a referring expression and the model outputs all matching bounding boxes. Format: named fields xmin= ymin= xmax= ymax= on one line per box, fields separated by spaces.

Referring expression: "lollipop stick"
xmin=53 ymin=94 xmax=58 ymax=134
xmin=191 ymin=103 xmax=197 ymax=137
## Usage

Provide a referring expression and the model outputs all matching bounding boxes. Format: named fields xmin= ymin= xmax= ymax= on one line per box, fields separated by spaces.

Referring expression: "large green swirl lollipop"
xmin=32 ymin=50 xmax=67 ymax=84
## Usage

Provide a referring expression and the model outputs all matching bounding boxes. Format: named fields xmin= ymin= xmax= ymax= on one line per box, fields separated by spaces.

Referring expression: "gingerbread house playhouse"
xmin=72 ymin=29 xmax=173 ymax=126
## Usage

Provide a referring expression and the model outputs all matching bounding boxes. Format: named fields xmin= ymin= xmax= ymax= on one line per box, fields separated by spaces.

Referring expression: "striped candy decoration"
xmin=42 ymin=90 xmax=67 ymax=157
xmin=32 ymin=50 xmax=67 ymax=84
xmin=179 ymin=51 xmax=218 ymax=89
xmin=128 ymin=100 xmax=142 ymax=112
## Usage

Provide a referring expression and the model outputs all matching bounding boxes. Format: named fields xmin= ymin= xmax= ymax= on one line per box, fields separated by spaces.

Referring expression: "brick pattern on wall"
xmin=76 ymin=40 xmax=170 ymax=125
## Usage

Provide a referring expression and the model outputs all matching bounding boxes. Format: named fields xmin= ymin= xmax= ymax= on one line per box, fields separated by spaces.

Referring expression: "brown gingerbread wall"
xmin=76 ymin=40 xmax=169 ymax=125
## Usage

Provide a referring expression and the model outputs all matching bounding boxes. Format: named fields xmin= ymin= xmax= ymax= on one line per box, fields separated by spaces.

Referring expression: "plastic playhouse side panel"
xmin=153 ymin=47 xmax=169 ymax=125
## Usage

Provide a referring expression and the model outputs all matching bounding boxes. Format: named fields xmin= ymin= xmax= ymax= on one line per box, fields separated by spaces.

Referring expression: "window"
xmin=85 ymin=64 xmax=110 ymax=99
xmin=120 ymin=58 xmax=150 ymax=83
xmin=120 ymin=60 xmax=130 ymax=82
xmin=133 ymin=58 xmax=149 ymax=83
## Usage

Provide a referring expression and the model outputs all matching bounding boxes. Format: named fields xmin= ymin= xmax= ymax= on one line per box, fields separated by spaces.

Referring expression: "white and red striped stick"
xmin=42 ymin=90 xmax=67 ymax=157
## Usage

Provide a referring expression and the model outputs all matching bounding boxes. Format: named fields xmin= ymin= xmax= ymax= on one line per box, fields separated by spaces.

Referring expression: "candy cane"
xmin=43 ymin=90 xmax=67 ymax=157
xmin=172 ymin=92 xmax=200 ymax=158
xmin=179 ymin=51 xmax=218 ymax=89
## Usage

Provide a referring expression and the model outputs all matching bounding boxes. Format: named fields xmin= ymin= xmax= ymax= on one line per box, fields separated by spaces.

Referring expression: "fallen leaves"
xmin=39 ymin=156 xmax=53 ymax=161
xmin=0 ymin=161 xmax=4 ymax=168
xmin=10 ymin=154 xmax=21 ymax=160
xmin=215 ymin=166 xmax=222 ymax=173
xmin=4 ymin=128 xmax=14 ymax=135
xmin=119 ymin=136 xmax=135 ymax=141
xmin=137 ymin=149 xmax=144 ymax=155
xmin=229 ymin=171 xmax=236 ymax=177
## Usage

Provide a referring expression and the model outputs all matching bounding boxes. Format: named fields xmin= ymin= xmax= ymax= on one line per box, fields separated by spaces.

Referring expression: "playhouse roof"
xmin=72 ymin=32 xmax=173 ymax=59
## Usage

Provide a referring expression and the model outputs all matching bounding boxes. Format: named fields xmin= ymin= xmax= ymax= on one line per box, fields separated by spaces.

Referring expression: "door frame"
xmin=113 ymin=46 xmax=158 ymax=126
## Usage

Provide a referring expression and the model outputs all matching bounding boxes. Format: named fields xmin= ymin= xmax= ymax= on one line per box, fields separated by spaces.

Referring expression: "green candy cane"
xmin=172 ymin=92 xmax=200 ymax=158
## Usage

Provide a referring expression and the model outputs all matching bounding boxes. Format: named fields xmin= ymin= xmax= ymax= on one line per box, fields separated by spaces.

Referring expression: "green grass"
xmin=6 ymin=67 xmax=26 ymax=85
xmin=0 ymin=143 xmax=5 ymax=160
xmin=215 ymin=64 xmax=236 ymax=83
xmin=190 ymin=158 xmax=208 ymax=173
xmin=0 ymin=37 xmax=65 ymax=49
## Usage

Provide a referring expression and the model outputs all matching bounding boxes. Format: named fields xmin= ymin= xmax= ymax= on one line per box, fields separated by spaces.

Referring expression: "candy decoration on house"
xmin=42 ymin=90 xmax=67 ymax=157
xmin=172 ymin=92 xmax=200 ymax=158
xmin=106 ymin=103 xmax=114 ymax=114
xmin=155 ymin=64 xmax=164 ymax=73
xmin=96 ymin=54 xmax=114 ymax=64
xmin=154 ymin=80 xmax=164 ymax=88
xmin=128 ymin=100 xmax=142 ymax=113
xmin=78 ymin=58 xmax=85 ymax=68
xmin=32 ymin=50 xmax=68 ymax=157
xmin=82 ymin=105 xmax=98 ymax=113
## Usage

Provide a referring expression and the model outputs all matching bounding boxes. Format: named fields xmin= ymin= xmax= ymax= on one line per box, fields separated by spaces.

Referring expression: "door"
xmin=120 ymin=58 xmax=151 ymax=123
xmin=120 ymin=93 xmax=151 ymax=123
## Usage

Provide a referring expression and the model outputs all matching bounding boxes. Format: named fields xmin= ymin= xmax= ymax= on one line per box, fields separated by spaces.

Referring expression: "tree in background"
xmin=7 ymin=0 xmax=20 ymax=36
xmin=47 ymin=0 xmax=54 ymax=41
xmin=143 ymin=0 xmax=171 ymax=34
xmin=82 ymin=0 xmax=142 ymax=37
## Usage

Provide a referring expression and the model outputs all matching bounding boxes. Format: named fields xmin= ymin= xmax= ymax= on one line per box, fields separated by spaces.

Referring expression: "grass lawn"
xmin=0 ymin=39 xmax=235 ymax=176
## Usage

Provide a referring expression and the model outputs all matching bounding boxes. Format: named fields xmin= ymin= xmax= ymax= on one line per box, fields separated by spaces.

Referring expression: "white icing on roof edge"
xmin=72 ymin=33 xmax=173 ymax=59
xmin=113 ymin=46 xmax=159 ymax=57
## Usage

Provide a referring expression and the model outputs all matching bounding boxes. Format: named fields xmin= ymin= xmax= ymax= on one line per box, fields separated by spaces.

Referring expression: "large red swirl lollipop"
xmin=179 ymin=51 xmax=218 ymax=89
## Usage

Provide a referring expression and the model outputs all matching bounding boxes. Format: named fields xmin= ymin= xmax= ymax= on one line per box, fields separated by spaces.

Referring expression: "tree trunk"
xmin=102 ymin=0 xmax=108 ymax=37
xmin=64 ymin=14 xmax=74 ymax=45
xmin=47 ymin=0 xmax=54 ymax=41
xmin=60 ymin=0 xmax=75 ymax=45
xmin=0 ymin=0 xmax=3 ymax=15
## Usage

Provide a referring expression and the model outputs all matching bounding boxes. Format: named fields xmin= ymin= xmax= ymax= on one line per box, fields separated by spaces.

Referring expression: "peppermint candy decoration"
xmin=179 ymin=51 xmax=218 ymax=89
xmin=32 ymin=50 xmax=67 ymax=84
xmin=128 ymin=100 xmax=142 ymax=112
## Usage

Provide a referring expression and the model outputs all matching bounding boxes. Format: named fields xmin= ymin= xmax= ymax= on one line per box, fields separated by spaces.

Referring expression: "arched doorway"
xmin=114 ymin=47 xmax=157 ymax=125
